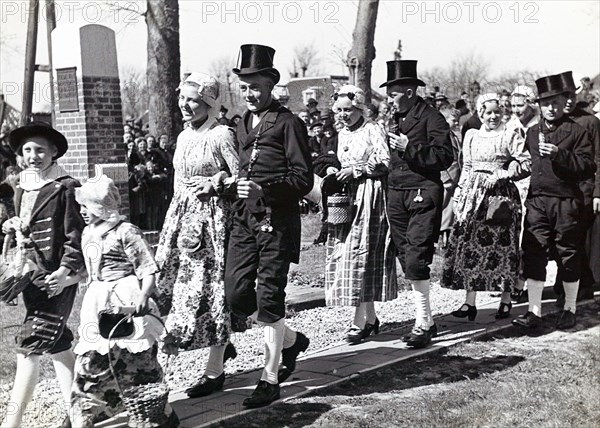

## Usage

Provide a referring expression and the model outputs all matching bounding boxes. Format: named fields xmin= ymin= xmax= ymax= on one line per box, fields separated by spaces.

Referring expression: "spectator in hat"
xmin=1 ymin=122 xmax=84 ymax=428
xmin=514 ymin=73 xmax=596 ymax=330
xmin=308 ymin=121 xmax=325 ymax=158
xmin=225 ymin=44 xmax=312 ymax=408
xmin=218 ymin=105 xmax=230 ymax=125
xmin=364 ymin=103 xmax=379 ymax=121
xmin=380 ymin=60 xmax=454 ymax=348
xmin=306 ymin=97 xmax=318 ymax=110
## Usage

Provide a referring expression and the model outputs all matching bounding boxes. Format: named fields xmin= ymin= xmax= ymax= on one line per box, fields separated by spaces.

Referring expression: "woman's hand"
xmin=2 ymin=216 xmax=21 ymax=234
xmin=195 ymin=181 xmax=216 ymax=201
xmin=335 ymin=167 xmax=353 ymax=183
xmin=482 ymin=174 xmax=498 ymax=190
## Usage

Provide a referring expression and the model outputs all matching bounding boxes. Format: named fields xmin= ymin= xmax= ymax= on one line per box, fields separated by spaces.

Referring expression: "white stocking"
xmin=563 ymin=280 xmax=579 ymax=314
xmin=282 ymin=325 xmax=297 ymax=349
xmin=527 ymin=279 xmax=545 ymax=317
xmin=412 ymin=280 xmax=433 ymax=328
xmin=1 ymin=354 xmax=41 ymax=428
xmin=204 ymin=345 xmax=226 ymax=378
xmin=260 ymin=318 xmax=285 ymax=385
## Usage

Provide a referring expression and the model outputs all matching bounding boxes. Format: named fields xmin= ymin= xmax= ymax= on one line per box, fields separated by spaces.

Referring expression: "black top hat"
xmin=379 ymin=60 xmax=425 ymax=88
xmin=232 ymin=44 xmax=280 ymax=84
xmin=535 ymin=74 xmax=572 ymax=100
xmin=9 ymin=121 xmax=68 ymax=159
xmin=556 ymin=71 xmax=579 ymax=93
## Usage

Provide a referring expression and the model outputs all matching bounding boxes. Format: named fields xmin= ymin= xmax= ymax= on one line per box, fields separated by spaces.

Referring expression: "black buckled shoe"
xmin=186 ymin=373 xmax=225 ymax=398
xmin=510 ymin=288 xmax=528 ymax=303
xmin=242 ymin=380 xmax=280 ymax=408
xmin=556 ymin=310 xmax=576 ymax=330
xmin=346 ymin=318 xmax=380 ymax=345
xmin=278 ymin=332 xmax=309 ymax=382
xmin=512 ymin=311 xmax=541 ymax=329
xmin=451 ymin=304 xmax=477 ymax=321
xmin=402 ymin=323 xmax=437 ymax=342
xmin=405 ymin=326 xmax=433 ymax=348
xmin=495 ymin=302 xmax=512 ymax=319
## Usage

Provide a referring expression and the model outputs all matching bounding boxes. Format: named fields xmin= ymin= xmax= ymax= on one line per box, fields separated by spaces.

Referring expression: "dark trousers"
xmin=522 ymin=196 xmax=583 ymax=282
xmin=225 ymin=202 xmax=300 ymax=324
xmin=553 ymin=201 xmax=597 ymax=294
xmin=386 ymin=186 xmax=443 ymax=280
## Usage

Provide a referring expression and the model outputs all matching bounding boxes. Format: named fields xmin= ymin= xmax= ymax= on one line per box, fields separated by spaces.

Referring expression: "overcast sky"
xmin=1 ymin=0 xmax=599 ymax=110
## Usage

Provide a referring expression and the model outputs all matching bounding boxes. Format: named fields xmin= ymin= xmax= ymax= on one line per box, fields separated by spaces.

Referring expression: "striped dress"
xmin=325 ymin=121 xmax=397 ymax=306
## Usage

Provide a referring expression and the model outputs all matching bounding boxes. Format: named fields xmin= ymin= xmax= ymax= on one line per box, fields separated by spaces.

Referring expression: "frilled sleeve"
xmin=363 ymin=122 xmax=390 ymax=177
xmin=457 ymin=129 xmax=475 ymax=190
xmin=501 ymin=128 xmax=531 ymax=181
xmin=121 ymin=223 xmax=159 ymax=280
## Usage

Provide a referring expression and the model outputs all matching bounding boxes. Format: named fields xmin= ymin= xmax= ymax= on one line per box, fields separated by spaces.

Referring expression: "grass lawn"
xmin=224 ymin=302 xmax=600 ymax=428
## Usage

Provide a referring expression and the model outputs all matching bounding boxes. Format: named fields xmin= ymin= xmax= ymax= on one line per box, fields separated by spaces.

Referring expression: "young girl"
xmin=1 ymin=122 xmax=85 ymax=428
xmin=69 ymin=175 xmax=178 ymax=428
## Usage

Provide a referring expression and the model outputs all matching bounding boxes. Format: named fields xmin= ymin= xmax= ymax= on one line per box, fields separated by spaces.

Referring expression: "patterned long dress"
xmin=155 ymin=121 xmax=238 ymax=351
xmin=325 ymin=120 xmax=397 ymax=306
xmin=442 ymin=123 xmax=530 ymax=292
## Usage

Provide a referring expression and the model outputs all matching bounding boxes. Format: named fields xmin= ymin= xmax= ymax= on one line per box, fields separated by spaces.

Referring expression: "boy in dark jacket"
xmin=513 ymin=74 xmax=596 ymax=330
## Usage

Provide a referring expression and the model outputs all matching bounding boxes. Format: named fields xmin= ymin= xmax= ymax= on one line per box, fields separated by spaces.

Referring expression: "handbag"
xmin=98 ymin=284 xmax=135 ymax=339
xmin=327 ymin=192 xmax=353 ymax=225
xmin=485 ymin=196 xmax=514 ymax=226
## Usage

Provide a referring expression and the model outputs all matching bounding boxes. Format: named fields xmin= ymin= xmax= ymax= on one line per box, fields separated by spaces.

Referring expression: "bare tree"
xmin=293 ymin=43 xmax=320 ymax=77
xmin=209 ymin=56 xmax=238 ymax=108
xmin=347 ymin=0 xmax=379 ymax=103
xmin=146 ymin=0 xmax=181 ymax=140
xmin=120 ymin=66 xmax=148 ymax=120
xmin=447 ymin=52 xmax=489 ymax=96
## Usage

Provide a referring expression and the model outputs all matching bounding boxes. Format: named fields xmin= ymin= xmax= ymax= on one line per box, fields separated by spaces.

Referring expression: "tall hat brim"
xmin=9 ymin=123 xmax=68 ymax=159
xmin=232 ymin=67 xmax=280 ymax=84
xmin=535 ymin=89 xmax=571 ymax=101
xmin=379 ymin=77 xmax=426 ymax=88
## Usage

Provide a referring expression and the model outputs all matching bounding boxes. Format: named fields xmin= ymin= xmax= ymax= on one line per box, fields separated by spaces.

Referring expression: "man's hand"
xmin=593 ymin=197 xmax=600 ymax=214
xmin=539 ymin=141 xmax=558 ymax=158
xmin=237 ymin=179 xmax=264 ymax=199
xmin=388 ymin=133 xmax=409 ymax=151
xmin=195 ymin=181 xmax=216 ymax=201
xmin=135 ymin=294 xmax=151 ymax=316
xmin=335 ymin=167 xmax=353 ymax=183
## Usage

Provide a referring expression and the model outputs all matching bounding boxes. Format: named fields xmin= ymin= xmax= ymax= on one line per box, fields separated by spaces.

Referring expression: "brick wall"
xmin=55 ymin=76 xmax=129 ymax=219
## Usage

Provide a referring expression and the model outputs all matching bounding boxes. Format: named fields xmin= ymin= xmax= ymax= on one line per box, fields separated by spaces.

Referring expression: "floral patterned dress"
xmin=325 ymin=120 xmax=397 ymax=306
xmin=442 ymin=123 xmax=530 ymax=292
xmin=155 ymin=122 xmax=238 ymax=351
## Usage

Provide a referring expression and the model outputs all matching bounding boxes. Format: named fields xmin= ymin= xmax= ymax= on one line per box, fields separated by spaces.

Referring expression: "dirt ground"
xmin=224 ymin=301 xmax=600 ymax=428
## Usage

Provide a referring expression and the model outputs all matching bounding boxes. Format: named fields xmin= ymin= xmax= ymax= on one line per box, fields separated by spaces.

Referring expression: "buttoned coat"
xmin=14 ymin=176 xmax=85 ymax=287
xmin=389 ymin=97 xmax=455 ymax=189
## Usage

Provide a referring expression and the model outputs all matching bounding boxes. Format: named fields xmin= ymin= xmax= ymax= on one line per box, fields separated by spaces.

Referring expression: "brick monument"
xmin=51 ymin=24 xmax=129 ymax=217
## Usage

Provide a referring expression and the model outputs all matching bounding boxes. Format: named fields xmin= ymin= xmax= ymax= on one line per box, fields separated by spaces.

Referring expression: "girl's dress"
xmin=71 ymin=220 xmax=169 ymax=427
xmin=442 ymin=123 xmax=529 ymax=292
xmin=325 ymin=120 xmax=397 ymax=306
xmin=155 ymin=122 xmax=238 ymax=351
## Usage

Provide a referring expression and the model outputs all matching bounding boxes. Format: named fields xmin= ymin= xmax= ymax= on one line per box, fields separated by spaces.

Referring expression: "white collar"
xmin=19 ymin=163 xmax=69 ymax=191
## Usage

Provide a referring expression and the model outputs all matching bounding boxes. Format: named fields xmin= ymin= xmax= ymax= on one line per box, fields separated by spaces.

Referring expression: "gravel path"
xmin=1 ymin=280 xmax=506 ymax=428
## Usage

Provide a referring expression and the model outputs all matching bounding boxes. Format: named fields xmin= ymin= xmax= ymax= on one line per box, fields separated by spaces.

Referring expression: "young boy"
xmin=1 ymin=122 xmax=84 ymax=428
xmin=513 ymin=73 xmax=596 ymax=330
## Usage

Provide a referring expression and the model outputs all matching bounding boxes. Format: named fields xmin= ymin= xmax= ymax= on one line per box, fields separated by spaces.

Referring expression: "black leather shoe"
xmin=278 ymin=332 xmax=310 ymax=383
xmin=556 ymin=310 xmax=576 ymax=330
xmin=224 ymin=342 xmax=237 ymax=364
xmin=281 ymin=332 xmax=309 ymax=372
xmin=495 ymin=302 xmax=512 ymax=319
xmin=346 ymin=318 xmax=380 ymax=344
xmin=511 ymin=288 xmax=528 ymax=303
xmin=451 ymin=304 xmax=477 ymax=321
xmin=402 ymin=323 xmax=437 ymax=342
xmin=512 ymin=311 xmax=541 ymax=329
xmin=406 ymin=326 xmax=433 ymax=348
xmin=242 ymin=381 xmax=280 ymax=408
xmin=186 ymin=373 xmax=225 ymax=398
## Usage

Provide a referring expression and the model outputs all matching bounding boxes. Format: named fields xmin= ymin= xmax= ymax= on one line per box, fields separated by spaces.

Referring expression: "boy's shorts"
xmin=16 ymin=283 xmax=77 ymax=355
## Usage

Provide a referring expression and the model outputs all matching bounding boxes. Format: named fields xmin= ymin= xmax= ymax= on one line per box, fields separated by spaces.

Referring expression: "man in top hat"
xmin=225 ymin=44 xmax=313 ymax=408
xmin=554 ymin=71 xmax=600 ymax=302
xmin=380 ymin=60 xmax=454 ymax=348
xmin=513 ymin=73 xmax=596 ymax=330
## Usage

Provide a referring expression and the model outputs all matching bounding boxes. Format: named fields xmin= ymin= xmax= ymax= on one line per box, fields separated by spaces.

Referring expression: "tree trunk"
xmin=347 ymin=0 xmax=379 ymax=104
xmin=146 ymin=0 xmax=181 ymax=140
